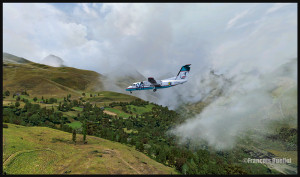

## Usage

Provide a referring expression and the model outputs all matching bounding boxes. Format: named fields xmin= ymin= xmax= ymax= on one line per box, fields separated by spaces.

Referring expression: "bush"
xmin=3 ymin=124 xmax=8 ymax=128
xmin=15 ymin=101 xmax=20 ymax=108
xmin=4 ymin=90 xmax=10 ymax=96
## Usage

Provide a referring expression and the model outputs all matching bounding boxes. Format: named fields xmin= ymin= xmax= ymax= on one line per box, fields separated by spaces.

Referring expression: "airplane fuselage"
xmin=125 ymin=79 xmax=187 ymax=92
xmin=126 ymin=64 xmax=191 ymax=93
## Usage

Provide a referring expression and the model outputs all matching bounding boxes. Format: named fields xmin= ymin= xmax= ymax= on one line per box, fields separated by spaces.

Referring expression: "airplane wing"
xmin=148 ymin=77 xmax=161 ymax=86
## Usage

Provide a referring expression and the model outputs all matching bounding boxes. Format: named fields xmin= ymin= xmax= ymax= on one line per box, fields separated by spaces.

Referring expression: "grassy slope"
xmin=127 ymin=104 xmax=154 ymax=115
xmin=3 ymin=123 xmax=177 ymax=174
xmin=87 ymin=91 xmax=139 ymax=103
xmin=104 ymin=108 xmax=132 ymax=118
xmin=67 ymin=121 xmax=82 ymax=129
xmin=3 ymin=53 xmax=103 ymax=98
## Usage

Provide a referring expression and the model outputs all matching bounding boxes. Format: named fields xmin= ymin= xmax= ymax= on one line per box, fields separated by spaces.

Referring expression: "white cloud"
xmin=3 ymin=2 xmax=297 ymax=94
xmin=226 ymin=10 xmax=250 ymax=29
xmin=266 ymin=3 xmax=291 ymax=14
xmin=3 ymin=3 xmax=90 ymax=62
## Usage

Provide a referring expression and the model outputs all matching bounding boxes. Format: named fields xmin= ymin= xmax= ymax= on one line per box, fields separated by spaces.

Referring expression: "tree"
xmin=33 ymin=97 xmax=38 ymax=102
xmin=90 ymin=93 xmax=92 ymax=97
xmin=58 ymin=102 xmax=62 ymax=111
xmin=82 ymin=92 xmax=85 ymax=96
xmin=72 ymin=129 xmax=77 ymax=144
xmin=82 ymin=119 xmax=87 ymax=144
xmin=186 ymin=158 xmax=198 ymax=174
xmin=49 ymin=98 xmax=57 ymax=104
xmin=157 ymin=148 xmax=167 ymax=164
xmin=135 ymin=141 xmax=144 ymax=152
xmin=16 ymin=96 xmax=20 ymax=101
xmin=175 ymin=157 xmax=187 ymax=172
xmin=4 ymin=90 xmax=10 ymax=96
xmin=15 ymin=101 xmax=20 ymax=108
xmin=181 ymin=163 xmax=188 ymax=174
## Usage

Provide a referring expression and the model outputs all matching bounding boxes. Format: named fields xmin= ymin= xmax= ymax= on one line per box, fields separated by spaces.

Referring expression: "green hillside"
xmin=3 ymin=53 xmax=104 ymax=97
xmin=3 ymin=123 xmax=177 ymax=174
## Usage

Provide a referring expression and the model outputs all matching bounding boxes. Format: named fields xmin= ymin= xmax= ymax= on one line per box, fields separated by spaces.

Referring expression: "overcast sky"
xmin=3 ymin=3 xmax=297 ymax=78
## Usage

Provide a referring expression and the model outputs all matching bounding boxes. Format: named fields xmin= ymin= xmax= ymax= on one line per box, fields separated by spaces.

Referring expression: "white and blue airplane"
xmin=126 ymin=64 xmax=191 ymax=93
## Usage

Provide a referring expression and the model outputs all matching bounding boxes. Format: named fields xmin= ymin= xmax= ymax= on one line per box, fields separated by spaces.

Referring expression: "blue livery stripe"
xmin=125 ymin=85 xmax=173 ymax=91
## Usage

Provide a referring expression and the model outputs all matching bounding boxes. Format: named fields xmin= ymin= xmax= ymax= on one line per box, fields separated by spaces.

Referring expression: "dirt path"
xmin=3 ymin=148 xmax=57 ymax=167
xmin=104 ymin=149 xmax=141 ymax=174
xmin=85 ymin=135 xmax=141 ymax=174
xmin=103 ymin=110 xmax=117 ymax=116
xmin=115 ymin=151 xmax=141 ymax=174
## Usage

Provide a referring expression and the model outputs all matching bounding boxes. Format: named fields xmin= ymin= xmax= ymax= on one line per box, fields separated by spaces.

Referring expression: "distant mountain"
xmin=3 ymin=53 xmax=104 ymax=97
xmin=41 ymin=54 xmax=65 ymax=67
xmin=116 ymin=74 xmax=146 ymax=89
xmin=102 ymin=66 xmax=146 ymax=90
xmin=3 ymin=52 xmax=32 ymax=64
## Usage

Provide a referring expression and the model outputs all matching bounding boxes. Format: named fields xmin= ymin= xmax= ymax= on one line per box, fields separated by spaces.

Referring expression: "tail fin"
xmin=175 ymin=64 xmax=191 ymax=80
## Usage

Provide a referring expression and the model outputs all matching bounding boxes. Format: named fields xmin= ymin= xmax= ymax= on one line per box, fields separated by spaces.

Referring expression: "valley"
xmin=2 ymin=53 xmax=297 ymax=175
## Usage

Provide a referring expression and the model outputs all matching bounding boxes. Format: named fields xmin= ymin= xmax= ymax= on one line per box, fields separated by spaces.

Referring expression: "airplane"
xmin=126 ymin=64 xmax=191 ymax=93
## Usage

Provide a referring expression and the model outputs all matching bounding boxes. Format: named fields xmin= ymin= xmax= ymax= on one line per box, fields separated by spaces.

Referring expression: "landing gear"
xmin=153 ymin=88 xmax=157 ymax=92
xmin=130 ymin=91 xmax=132 ymax=94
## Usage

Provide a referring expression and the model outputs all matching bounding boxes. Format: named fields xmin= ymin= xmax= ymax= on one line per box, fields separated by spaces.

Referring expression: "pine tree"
xmin=72 ymin=129 xmax=77 ymax=144
xmin=181 ymin=163 xmax=188 ymax=174
xmin=83 ymin=119 xmax=87 ymax=144
xmin=58 ymin=102 xmax=62 ymax=111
